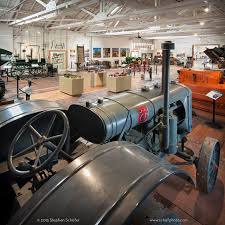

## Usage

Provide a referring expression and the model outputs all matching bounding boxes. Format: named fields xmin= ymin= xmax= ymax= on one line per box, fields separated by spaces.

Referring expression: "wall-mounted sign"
xmin=51 ymin=41 xmax=65 ymax=50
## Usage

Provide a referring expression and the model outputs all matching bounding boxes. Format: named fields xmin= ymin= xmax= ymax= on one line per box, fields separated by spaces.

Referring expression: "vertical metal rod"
xmin=7 ymin=69 xmax=9 ymax=82
xmin=212 ymin=99 xmax=216 ymax=124
xmin=161 ymin=41 xmax=175 ymax=151
xmin=161 ymin=62 xmax=164 ymax=93
xmin=162 ymin=47 xmax=170 ymax=150
xmin=16 ymin=75 xmax=19 ymax=98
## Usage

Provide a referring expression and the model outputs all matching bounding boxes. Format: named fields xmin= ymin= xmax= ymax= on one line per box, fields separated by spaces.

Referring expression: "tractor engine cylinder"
xmin=68 ymin=84 xmax=192 ymax=144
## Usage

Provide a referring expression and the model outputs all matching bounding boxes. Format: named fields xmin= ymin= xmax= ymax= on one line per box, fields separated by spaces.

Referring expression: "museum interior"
xmin=0 ymin=0 xmax=225 ymax=224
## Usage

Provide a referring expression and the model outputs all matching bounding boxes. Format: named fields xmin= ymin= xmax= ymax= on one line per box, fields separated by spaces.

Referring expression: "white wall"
xmin=91 ymin=36 xmax=132 ymax=64
xmin=66 ymin=32 xmax=90 ymax=69
xmin=13 ymin=27 xmax=45 ymax=60
xmin=6 ymin=24 xmax=225 ymax=68
xmin=0 ymin=24 xmax=13 ymax=52
xmin=67 ymin=32 xmax=90 ymax=49
xmin=154 ymin=36 xmax=225 ymax=57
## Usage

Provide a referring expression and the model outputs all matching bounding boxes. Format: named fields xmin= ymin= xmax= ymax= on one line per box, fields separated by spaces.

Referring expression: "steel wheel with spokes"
xmin=196 ymin=137 xmax=220 ymax=193
xmin=7 ymin=110 xmax=70 ymax=177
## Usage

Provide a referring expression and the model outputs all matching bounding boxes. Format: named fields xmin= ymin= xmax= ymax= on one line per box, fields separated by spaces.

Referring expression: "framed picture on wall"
xmin=49 ymin=50 xmax=67 ymax=70
xmin=112 ymin=48 xmax=119 ymax=57
xmin=120 ymin=48 xmax=126 ymax=57
xmin=126 ymin=48 xmax=130 ymax=57
xmin=93 ymin=48 xmax=101 ymax=58
xmin=103 ymin=48 xmax=111 ymax=58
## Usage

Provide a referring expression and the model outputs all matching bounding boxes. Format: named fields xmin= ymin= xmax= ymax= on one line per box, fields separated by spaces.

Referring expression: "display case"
xmin=94 ymin=71 xmax=107 ymax=86
xmin=59 ymin=75 xmax=84 ymax=96
xmin=107 ymin=75 xmax=131 ymax=92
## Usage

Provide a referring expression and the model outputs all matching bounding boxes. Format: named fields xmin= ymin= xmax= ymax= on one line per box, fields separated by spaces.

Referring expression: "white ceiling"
xmin=0 ymin=0 xmax=225 ymax=38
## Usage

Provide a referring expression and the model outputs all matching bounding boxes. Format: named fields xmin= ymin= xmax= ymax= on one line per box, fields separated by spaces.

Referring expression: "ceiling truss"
xmin=0 ymin=0 xmax=224 ymax=38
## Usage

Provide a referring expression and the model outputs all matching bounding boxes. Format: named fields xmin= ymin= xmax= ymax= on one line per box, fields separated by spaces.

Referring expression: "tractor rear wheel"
xmin=196 ymin=137 xmax=220 ymax=193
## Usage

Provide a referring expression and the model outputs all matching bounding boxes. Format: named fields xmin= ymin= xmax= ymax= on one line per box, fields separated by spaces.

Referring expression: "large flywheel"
xmin=7 ymin=110 xmax=70 ymax=177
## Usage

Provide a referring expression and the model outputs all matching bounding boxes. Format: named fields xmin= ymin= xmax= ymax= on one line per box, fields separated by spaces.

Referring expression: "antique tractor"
xmin=67 ymin=42 xmax=220 ymax=194
xmin=1 ymin=42 xmax=220 ymax=225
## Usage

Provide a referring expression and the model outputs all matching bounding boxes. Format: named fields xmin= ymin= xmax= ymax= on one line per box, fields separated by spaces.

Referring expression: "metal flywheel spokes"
xmin=8 ymin=110 xmax=69 ymax=177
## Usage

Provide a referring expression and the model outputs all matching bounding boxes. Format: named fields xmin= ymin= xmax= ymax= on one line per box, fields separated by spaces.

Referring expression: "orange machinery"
xmin=178 ymin=68 xmax=225 ymax=116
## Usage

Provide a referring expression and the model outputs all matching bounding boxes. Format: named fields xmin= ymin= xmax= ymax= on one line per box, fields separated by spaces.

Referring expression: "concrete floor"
xmin=1 ymin=66 xmax=225 ymax=225
xmin=2 ymin=64 xmax=173 ymax=105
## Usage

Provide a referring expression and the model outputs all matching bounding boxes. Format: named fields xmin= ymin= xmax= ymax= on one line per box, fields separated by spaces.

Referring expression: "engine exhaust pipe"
xmin=161 ymin=41 xmax=175 ymax=151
